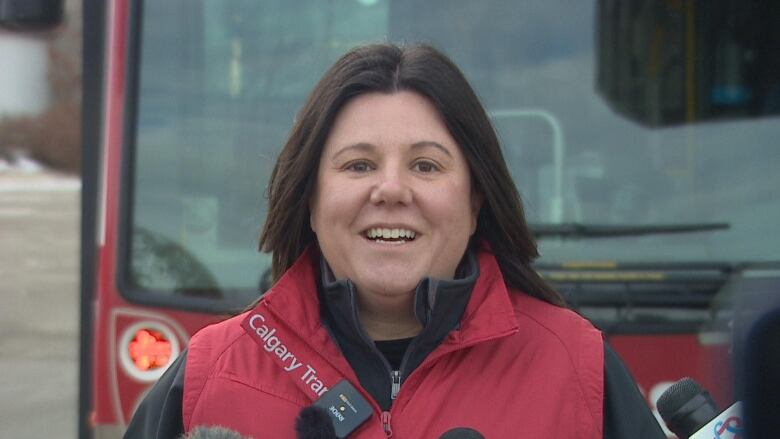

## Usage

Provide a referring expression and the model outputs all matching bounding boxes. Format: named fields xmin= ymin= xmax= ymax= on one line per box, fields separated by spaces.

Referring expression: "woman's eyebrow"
xmin=410 ymin=140 xmax=453 ymax=158
xmin=330 ymin=142 xmax=375 ymax=162
xmin=331 ymin=140 xmax=452 ymax=161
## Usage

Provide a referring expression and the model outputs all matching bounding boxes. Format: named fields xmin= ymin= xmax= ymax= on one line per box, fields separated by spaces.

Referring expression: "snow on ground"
xmin=0 ymin=153 xmax=80 ymax=193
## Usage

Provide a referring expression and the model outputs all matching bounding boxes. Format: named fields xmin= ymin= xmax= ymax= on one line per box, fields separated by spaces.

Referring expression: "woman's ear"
xmin=470 ymin=189 xmax=483 ymax=235
xmin=308 ymin=186 xmax=318 ymax=234
xmin=309 ymin=201 xmax=318 ymax=234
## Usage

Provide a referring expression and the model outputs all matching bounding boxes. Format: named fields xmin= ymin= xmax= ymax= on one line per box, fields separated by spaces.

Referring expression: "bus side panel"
xmin=80 ymin=0 xmax=106 ymax=436
xmin=89 ymin=2 xmax=225 ymax=436
xmin=90 ymin=0 xmax=129 ymax=433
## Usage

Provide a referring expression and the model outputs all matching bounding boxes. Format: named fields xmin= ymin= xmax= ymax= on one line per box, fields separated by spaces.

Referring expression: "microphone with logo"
xmin=438 ymin=427 xmax=485 ymax=438
xmin=295 ymin=406 xmax=338 ymax=439
xmin=656 ymin=377 xmax=743 ymax=439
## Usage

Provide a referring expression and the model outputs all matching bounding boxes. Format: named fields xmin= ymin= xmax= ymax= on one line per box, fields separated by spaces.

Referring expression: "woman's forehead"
xmin=324 ymin=91 xmax=457 ymax=153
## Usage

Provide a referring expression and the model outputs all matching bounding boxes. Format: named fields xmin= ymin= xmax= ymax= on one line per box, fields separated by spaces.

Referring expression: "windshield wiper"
xmin=530 ymin=222 xmax=730 ymax=239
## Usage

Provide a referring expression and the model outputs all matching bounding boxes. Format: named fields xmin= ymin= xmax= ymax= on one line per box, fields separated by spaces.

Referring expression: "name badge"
xmin=312 ymin=379 xmax=373 ymax=438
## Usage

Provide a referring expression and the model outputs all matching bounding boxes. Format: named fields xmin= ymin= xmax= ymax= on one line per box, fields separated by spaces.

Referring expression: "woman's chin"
xmin=353 ymin=273 xmax=422 ymax=300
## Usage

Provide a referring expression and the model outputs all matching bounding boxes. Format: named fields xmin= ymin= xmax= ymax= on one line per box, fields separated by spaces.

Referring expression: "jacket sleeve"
xmin=123 ymin=350 xmax=187 ymax=439
xmin=603 ymin=343 xmax=667 ymax=439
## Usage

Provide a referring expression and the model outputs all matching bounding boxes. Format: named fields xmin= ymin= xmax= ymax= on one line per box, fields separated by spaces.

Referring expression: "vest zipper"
xmin=381 ymin=411 xmax=393 ymax=437
xmin=390 ymin=370 xmax=401 ymax=400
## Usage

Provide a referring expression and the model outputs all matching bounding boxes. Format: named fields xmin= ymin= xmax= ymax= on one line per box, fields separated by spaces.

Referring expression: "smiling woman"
xmin=125 ymin=44 xmax=666 ymax=439
xmin=310 ymin=91 xmax=479 ymax=340
xmin=260 ymin=44 xmax=561 ymax=310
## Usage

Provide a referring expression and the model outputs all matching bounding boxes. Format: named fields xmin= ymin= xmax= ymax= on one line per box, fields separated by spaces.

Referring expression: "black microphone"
xmin=439 ymin=427 xmax=486 ymax=439
xmin=656 ymin=377 xmax=743 ymax=439
xmin=180 ymin=426 xmax=250 ymax=439
xmin=295 ymin=406 xmax=338 ymax=439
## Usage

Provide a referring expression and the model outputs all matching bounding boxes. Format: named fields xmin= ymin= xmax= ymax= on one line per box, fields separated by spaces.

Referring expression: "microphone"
xmin=439 ymin=427 xmax=485 ymax=438
xmin=180 ymin=426 xmax=250 ymax=439
xmin=295 ymin=406 xmax=338 ymax=439
xmin=656 ymin=377 xmax=743 ymax=439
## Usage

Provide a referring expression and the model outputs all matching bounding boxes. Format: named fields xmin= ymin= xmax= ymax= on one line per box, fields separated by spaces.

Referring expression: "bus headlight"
xmin=118 ymin=321 xmax=180 ymax=381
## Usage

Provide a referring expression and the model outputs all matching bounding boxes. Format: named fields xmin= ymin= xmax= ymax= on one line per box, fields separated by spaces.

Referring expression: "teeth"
xmin=366 ymin=227 xmax=416 ymax=240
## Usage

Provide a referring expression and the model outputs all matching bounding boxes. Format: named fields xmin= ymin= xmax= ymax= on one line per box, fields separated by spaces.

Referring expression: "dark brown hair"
xmin=259 ymin=43 xmax=565 ymax=307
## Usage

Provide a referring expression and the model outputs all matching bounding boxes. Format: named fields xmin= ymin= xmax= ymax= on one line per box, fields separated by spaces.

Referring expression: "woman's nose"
xmin=369 ymin=168 xmax=413 ymax=205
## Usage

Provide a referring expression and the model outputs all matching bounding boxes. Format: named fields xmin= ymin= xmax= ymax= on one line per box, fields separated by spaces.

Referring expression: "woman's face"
xmin=310 ymin=91 xmax=480 ymax=300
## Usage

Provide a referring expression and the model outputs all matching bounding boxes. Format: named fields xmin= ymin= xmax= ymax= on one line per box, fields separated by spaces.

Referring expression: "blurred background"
xmin=2 ymin=1 xmax=779 ymax=438
xmin=0 ymin=0 xmax=81 ymax=437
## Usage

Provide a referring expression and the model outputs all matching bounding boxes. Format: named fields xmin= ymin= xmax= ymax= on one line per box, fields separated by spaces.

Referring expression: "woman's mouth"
xmin=364 ymin=227 xmax=417 ymax=243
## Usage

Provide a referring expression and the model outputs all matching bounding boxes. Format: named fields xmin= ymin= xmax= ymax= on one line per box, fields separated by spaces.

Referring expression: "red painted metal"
xmin=90 ymin=0 xmax=220 ymax=427
xmin=609 ymin=334 xmax=733 ymax=411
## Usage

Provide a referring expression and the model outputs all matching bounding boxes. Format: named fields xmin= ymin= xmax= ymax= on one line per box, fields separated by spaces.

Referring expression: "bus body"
xmin=80 ymin=1 xmax=780 ymax=437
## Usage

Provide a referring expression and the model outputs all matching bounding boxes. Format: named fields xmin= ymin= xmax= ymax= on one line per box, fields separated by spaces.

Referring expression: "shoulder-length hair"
xmin=259 ymin=43 xmax=564 ymax=307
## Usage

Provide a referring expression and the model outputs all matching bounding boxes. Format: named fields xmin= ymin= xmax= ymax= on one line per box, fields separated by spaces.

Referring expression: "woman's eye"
xmin=413 ymin=161 xmax=439 ymax=173
xmin=346 ymin=161 xmax=371 ymax=172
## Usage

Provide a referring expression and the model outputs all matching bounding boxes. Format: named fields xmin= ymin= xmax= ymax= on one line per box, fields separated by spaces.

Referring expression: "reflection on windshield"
xmin=130 ymin=227 xmax=219 ymax=296
xmin=597 ymin=0 xmax=780 ymax=126
xmin=129 ymin=0 xmax=780 ymax=296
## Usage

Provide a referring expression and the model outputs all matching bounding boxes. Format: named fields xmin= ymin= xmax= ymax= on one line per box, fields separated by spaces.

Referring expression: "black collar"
xmin=317 ymin=251 xmax=479 ymax=410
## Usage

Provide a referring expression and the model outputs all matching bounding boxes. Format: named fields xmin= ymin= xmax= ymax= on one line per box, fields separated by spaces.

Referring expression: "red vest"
xmin=183 ymin=248 xmax=604 ymax=438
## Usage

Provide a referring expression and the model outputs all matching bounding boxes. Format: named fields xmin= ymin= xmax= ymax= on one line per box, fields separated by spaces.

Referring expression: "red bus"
xmin=79 ymin=1 xmax=780 ymax=437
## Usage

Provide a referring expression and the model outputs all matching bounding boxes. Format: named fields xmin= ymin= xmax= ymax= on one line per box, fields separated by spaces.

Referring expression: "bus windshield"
xmin=125 ymin=0 xmax=780 ymax=307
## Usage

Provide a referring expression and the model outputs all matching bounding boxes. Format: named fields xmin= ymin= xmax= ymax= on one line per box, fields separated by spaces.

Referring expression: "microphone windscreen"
xmin=295 ymin=406 xmax=338 ymax=439
xmin=656 ymin=377 xmax=719 ymax=438
xmin=439 ymin=427 xmax=486 ymax=439
xmin=180 ymin=426 xmax=249 ymax=439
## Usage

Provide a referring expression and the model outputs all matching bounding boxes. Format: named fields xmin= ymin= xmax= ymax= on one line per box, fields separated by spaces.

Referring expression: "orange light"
xmin=127 ymin=328 xmax=172 ymax=371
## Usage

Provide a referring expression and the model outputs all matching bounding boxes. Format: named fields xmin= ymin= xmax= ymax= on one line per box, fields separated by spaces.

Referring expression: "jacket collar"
xmin=453 ymin=243 xmax=520 ymax=345
xmin=318 ymin=249 xmax=479 ymax=350
xmin=252 ymin=243 xmax=519 ymax=353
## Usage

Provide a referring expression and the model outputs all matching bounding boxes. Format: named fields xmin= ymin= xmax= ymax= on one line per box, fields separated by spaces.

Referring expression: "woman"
xmin=126 ymin=43 xmax=665 ymax=438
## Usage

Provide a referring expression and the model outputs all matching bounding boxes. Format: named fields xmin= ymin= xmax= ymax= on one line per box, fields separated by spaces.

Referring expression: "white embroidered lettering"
xmin=274 ymin=344 xmax=288 ymax=358
xmin=247 ymin=313 xmax=328 ymax=398
xmin=285 ymin=357 xmax=303 ymax=372
xmin=265 ymin=336 xmax=281 ymax=352
xmin=249 ymin=315 xmax=272 ymax=340
xmin=249 ymin=314 xmax=264 ymax=328
xmin=262 ymin=327 xmax=276 ymax=342
xmin=302 ymin=365 xmax=317 ymax=381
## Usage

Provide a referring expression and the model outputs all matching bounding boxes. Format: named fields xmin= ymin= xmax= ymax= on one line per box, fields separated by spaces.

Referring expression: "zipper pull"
xmin=381 ymin=411 xmax=393 ymax=437
xmin=391 ymin=370 xmax=401 ymax=400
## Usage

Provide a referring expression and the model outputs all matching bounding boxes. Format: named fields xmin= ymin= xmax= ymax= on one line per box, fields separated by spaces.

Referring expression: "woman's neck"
xmin=356 ymin=293 xmax=422 ymax=341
